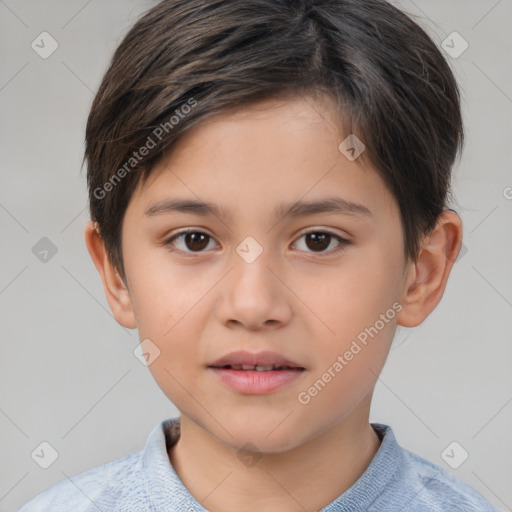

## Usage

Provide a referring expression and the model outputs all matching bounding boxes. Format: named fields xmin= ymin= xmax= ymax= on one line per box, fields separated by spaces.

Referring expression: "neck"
xmin=168 ymin=401 xmax=381 ymax=512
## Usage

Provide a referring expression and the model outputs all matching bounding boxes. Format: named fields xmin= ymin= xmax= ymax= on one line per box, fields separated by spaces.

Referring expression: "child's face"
xmin=119 ymin=94 xmax=410 ymax=452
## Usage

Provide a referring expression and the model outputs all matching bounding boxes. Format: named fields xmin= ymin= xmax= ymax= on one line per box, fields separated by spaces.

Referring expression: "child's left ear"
xmin=396 ymin=210 xmax=463 ymax=328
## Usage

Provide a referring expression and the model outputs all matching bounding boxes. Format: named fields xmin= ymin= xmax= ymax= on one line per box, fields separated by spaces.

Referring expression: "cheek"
xmin=126 ymin=255 xmax=196 ymax=335
xmin=300 ymin=249 xmax=400 ymax=404
xmin=129 ymin=263 xmax=211 ymax=362
xmin=144 ymin=333 xmax=205 ymax=413
xmin=313 ymin=255 xmax=400 ymax=340
xmin=298 ymin=322 xmax=394 ymax=422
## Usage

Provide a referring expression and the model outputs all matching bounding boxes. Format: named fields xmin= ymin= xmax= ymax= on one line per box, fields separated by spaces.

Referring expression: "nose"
xmin=216 ymin=248 xmax=292 ymax=331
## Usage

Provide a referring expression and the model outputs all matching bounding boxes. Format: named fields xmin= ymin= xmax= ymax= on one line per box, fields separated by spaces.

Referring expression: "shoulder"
xmin=363 ymin=424 xmax=499 ymax=512
xmin=17 ymin=451 xmax=147 ymax=512
xmin=395 ymin=446 xmax=499 ymax=512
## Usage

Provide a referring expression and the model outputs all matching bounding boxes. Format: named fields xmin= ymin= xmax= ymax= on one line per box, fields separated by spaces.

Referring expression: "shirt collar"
xmin=141 ymin=417 xmax=403 ymax=511
xmin=141 ymin=417 xmax=208 ymax=511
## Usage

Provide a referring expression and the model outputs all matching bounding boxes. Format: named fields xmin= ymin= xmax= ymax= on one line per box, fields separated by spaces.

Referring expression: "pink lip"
xmin=208 ymin=350 xmax=306 ymax=395
xmin=209 ymin=350 xmax=304 ymax=368
xmin=209 ymin=367 xmax=305 ymax=394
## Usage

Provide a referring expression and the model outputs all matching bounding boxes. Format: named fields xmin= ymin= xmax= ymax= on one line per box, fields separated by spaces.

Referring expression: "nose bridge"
xmin=217 ymin=236 xmax=291 ymax=329
xmin=231 ymin=235 xmax=276 ymax=299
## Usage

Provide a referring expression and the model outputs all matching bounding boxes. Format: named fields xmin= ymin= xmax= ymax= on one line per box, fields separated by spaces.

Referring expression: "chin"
xmin=229 ymin=432 xmax=300 ymax=455
xmin=215 ymin=419 xmax=305 ymax=455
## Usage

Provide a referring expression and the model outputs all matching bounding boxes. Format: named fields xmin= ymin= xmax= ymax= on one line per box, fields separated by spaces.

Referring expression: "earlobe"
xmin=84 ymin=221 xmax=137 ymax=329
xmin=396 ymin=210 xmax=463 ymax=328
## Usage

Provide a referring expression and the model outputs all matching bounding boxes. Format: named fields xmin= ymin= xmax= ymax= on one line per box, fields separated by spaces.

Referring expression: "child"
xmin=19 ymin=0 xmax=499 ymax=510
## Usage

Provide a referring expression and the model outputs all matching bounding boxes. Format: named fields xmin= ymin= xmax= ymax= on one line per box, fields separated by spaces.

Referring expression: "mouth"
xmin=208 ymin=350 xmax=305 ymax=370
xmin=207 ymin=351 xmax=306 ymax=394
xmin=210 ymin=364 xmax=305 ymax=371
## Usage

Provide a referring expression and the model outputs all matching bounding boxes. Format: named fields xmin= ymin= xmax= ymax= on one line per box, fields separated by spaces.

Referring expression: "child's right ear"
xmin=84 ymin=221 xmax=137 ymax=329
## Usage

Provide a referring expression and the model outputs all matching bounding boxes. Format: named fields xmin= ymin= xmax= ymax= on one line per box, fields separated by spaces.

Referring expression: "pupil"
xmin=307 ymin=233 xmax=329 ymax=251
xmin=186 ymin=232 xmax=209 ymax=251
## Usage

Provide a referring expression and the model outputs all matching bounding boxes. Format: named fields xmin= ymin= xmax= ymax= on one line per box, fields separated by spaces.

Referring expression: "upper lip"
xmin=209 ymin=350 xmax=305 ymax=369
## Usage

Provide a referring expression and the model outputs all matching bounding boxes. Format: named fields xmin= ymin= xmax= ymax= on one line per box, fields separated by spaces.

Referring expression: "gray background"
xmin=1 ymin=0 xmax=511 ymax=510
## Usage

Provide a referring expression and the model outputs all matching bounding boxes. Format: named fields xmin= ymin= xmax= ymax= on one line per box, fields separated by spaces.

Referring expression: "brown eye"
xmin=293 ymin=230 xmax=350 ymax=256
xmin=305 ymin=232 xmax=330 ymax=252
xmin=183 ymin=232 xmax=210 ymax=251
xmin=165 ymin=230 xmax=217 ymax=253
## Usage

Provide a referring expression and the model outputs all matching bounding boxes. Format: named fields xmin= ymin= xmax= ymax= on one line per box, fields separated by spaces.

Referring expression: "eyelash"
xmin=163 ymin=228 xmax=351 ymax=257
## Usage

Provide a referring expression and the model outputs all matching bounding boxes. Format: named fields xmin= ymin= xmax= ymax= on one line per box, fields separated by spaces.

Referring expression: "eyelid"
xmin=164 ymin=228 xmax=220 ymax=252
xmin=295 ymin=226 xmax=352 ymax=241
xmin=291 ymin=227 xmax=351 ymax=257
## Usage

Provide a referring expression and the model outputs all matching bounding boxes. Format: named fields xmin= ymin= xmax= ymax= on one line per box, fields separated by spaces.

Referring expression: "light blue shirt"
xmin=18 ymin=417 xmax=498 ymax=511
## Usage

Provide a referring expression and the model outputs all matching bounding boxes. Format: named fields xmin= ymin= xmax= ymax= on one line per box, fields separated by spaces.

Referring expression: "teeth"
xmin=255 ymin=365 xmax=274 ymax=371
xmin=224 ymin=364 xmax=298 ymax=371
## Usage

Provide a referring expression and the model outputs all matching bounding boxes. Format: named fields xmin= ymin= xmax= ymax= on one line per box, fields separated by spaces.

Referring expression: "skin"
xmin=85 ymin=93 xmax=463 ymax=512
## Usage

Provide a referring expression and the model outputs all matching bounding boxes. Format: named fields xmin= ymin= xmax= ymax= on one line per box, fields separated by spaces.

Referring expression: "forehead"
xmin=126 ymin=94 xmax=398 ymax=226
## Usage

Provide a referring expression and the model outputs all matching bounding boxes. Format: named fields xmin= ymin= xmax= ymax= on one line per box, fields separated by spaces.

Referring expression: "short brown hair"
xmin=83 ymin=0 xmax=464 ymax=283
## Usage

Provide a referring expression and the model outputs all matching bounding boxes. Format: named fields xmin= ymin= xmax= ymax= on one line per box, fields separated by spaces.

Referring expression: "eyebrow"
xmin=144 ymin=196 xmax=372 ymax=221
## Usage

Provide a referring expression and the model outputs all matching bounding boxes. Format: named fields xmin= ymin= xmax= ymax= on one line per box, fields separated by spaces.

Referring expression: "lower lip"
xmin=209 ymin=367 xmax=305 ymax=394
